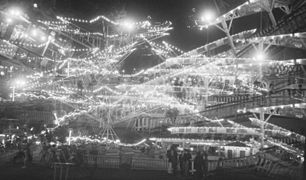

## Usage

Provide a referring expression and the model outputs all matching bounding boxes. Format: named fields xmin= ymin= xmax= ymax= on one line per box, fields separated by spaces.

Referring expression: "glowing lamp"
xmin=201 ymin=10 xmax=216 ymax=23
xmin=255 ymin=52 xmax=266 ymax=61
xmin=6 ymin=17 xmax=13 ymax=24
xmin=121 ymin=19 xmax=135 ymax=31
xmin=40 ymin=35 xmax=47 ymax=42
xmin=8 ymin=7 xmax=22 ymax=16
xmin=31 ymin=29 xmax=38 ymax=37
xmin=13 ymin=78 xmax=26 ymax=87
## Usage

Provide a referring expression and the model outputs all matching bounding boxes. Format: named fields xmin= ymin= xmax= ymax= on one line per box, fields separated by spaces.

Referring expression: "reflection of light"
xmin=33 ymin=3 xmax=38 ymax=8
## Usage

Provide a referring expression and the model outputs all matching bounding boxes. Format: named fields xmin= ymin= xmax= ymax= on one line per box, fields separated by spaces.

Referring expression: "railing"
xmin=236 ymin=3 xmax=306 ymax=57
xmin=254 ymin=154 xmax=303 ymax=180
xmin=253 ymin=2 xmax=306 ymax=37
xmin=201 ymin=94 xmax=301 ymax=119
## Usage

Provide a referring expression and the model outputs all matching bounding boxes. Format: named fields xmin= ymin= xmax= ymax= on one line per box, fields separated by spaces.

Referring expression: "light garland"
xmin=69 ymin=135 xmax=147 ymax=147
xmin=4 ymin=6 xmax=306 ymax=154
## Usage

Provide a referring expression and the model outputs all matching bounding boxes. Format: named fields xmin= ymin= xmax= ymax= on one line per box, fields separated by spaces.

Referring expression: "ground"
xmin=0 ymin=162 xmax=278 ymax=180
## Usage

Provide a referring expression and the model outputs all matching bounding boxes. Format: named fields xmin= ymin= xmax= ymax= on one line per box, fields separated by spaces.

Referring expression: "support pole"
xmin=12 ymin=86 xmax=15 ymax=101
xmin=213 ymin=0 xmax=236 ymax=56
xmin=204 ymin=77 xmax=209 ymax=110
xmin=259 ymin=108 xmax=265 ymax=149
xmin=221 ymin=20 xmax=236 ymax=56
xmin=42 ymin=37 xmax=51 ymax=57
xmin=267 ymin=10 xmax=277 ymax=27
xmin=67 ymin=60 xmax=70 ymax=77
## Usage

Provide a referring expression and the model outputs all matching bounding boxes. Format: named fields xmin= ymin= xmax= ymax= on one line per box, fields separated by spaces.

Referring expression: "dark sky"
xmin=52 ymin=0 xmax=265 ymax=51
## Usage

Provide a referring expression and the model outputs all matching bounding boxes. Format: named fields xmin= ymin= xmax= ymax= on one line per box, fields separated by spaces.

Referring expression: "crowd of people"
xmin=167 ymin=145 xmax=210 ymax=180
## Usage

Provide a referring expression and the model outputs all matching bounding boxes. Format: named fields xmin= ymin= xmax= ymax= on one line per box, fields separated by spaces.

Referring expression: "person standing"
xmin=179 ymin=151 xmax=184 ymax=176
xmin=203 ymin=152 xmax=209 ymax=178
xmin=183 ymin=149 xmax=192 ymax=176
xmin=168 ymin=145 xmax=178 ymax=175
xmin=22 ymin=142 xmax=32 ymax=168
xmin=194 ymin=151 xmax=204 ymax=180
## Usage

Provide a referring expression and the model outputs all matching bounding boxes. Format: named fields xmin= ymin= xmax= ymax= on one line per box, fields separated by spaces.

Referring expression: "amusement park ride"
xmin=0 ymin=0 xmax=305 ymax=160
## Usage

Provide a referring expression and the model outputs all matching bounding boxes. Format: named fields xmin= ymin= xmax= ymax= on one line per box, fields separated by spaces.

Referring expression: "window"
xmin=228 ymin=150 xmax=233 ymax=158
xmin=240 ymin=150 xmax=245 ymax=157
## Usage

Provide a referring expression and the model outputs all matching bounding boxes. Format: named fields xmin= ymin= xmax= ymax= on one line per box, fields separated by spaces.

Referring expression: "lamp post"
xmin=11 ymin=78 xmax=26 ymax=101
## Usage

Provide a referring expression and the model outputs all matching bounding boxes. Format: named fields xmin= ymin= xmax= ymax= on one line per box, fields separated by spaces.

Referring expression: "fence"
xmin=131 ymin=157 xmax=168 ymax=170
xmin=218 ymin=155 xmax=258 ymax=169
xmin=53 ymin=162 xmax=74 ymax=180
xmin=0 ymin=150 xmax=18 ymax=165
xmin=84 ymin=154 xmax=120 ymax=168
xmin=82 ymin=153 xmax=258 ymax=172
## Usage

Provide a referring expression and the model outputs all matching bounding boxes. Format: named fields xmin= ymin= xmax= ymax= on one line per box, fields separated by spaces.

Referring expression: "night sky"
xmin=3 ymin=0 xmax=280 ymax=50
xmin=53 ymin=0 xmax=266 ymax=51
xmin=1 ymin=0 xmax=279 ymax=73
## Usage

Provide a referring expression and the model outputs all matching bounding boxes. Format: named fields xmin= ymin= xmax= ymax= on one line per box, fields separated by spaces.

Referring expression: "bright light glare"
xmin=40 ymin=35 xmax=47 ymax=41
xmin=31 ymin=29 xmax=38 ymax=37
xmin=8 ymin=7 xmax=22 ymax=16
xmin=13 ymin=79 xmax=26 ymax=87
xmin=6 ymin=17 xmax=13 ymax=24
xmin=255 ymin=52 xmax=266 ymax=61
xmin=33 ymin=3 xmax=38 ymax=8
xmin=121 ymin=19 xmax=135 ymax=31
xmin=201 ymin=10 xmax=215 ymax=23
